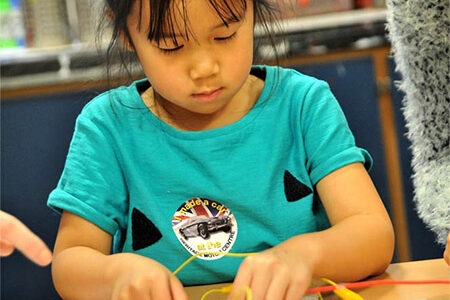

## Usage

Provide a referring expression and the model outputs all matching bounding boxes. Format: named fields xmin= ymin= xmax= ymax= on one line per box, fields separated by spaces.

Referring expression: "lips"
xmin=193 ymin=88 xmax=221 ymax=96
xmin=192 ymin=87 xmax=223 ymax=103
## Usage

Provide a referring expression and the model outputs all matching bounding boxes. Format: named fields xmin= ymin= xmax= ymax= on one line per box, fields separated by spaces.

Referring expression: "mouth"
xmin=192 ymin=87 xmax=223 ymax=103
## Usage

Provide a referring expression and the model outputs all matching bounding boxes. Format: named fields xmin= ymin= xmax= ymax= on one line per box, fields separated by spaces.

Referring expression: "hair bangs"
xmin=207 ymin=0 xmax=247 ymax=26
xmin=140 ymin=0 xmax=247 ymax=46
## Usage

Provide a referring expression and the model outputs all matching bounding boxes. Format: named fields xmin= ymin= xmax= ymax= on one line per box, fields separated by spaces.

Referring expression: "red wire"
xmin=305 ymin=279 xmax=450 ymax=294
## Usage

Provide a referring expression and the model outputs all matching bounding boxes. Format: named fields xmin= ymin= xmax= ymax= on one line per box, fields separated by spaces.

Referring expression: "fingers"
xmin=0 ymin=211 xmax=52 ymax=266
xmin=231 ymin=255 xmax=285 ymax=300
xmin=169 ymin=274 xmax=189 ymax=300
xmin=285 ymin=261 xmax=311 ymax=300
xmin=248 ymin=263 xmax=272 ymax=300
xmin=112 ymin=256 xmax=188 ymax=300
xmin=284 ymin=276 xmax=309 ymax=300
xmin=149 ymin=273 xmax=171 ymax=300
xmin=0 ymin=240 xmax=14 ymax=256
xmin=231 ymin=253 xmax=311 ymax=300
xmin=230 ymin=258 xmax=253 ymax=300
xmin=264 ymin=265 xmax=290 ymax=300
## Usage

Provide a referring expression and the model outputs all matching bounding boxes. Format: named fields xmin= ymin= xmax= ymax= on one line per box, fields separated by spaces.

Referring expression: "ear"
xmin=106 ymin=7 xmax=114 ymax=21
xmin=107 ymin=7 xmax=135 ymax=52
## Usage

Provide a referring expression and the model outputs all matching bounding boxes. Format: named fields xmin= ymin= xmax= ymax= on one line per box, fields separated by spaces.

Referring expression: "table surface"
xmin=184 ymin=259 xmax=450 ymax=300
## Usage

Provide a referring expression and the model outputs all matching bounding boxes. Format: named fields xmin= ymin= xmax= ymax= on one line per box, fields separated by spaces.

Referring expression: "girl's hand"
xmin=230 ymin=247 xmax=313 ymax=300
xmin=110 ymin=253 xmax=188 ymax=300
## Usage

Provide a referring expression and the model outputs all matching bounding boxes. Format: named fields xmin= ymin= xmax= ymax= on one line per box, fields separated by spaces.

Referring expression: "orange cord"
xmin=173 ymin=252 xmax=450 ymax=299
xmin=306 ymin=279 xmax=450 ymax=294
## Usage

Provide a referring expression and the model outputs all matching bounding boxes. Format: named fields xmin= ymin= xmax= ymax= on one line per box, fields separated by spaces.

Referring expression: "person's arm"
xmin=444 ymin=232 xmax=450 ymax=265
xmin=231 ymin=162 xmax=395 ymax=300
xmin=52 ymin=211 xmax=188 ymax=300
xmin=0 ymin=210 xmax=52 ymax=266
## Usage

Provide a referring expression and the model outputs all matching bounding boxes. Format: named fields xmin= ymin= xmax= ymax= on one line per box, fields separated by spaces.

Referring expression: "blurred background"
xmin=1 ymin=0 xmax=445 ymax=299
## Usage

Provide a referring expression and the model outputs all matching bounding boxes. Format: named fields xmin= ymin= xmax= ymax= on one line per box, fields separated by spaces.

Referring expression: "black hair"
xmin=98 ymin=0 xmax=284 ymax=85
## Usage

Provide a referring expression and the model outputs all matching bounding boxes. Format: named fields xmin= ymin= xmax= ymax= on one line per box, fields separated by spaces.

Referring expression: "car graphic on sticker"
xmin=179 ymin=215 xmax=232 ymax=240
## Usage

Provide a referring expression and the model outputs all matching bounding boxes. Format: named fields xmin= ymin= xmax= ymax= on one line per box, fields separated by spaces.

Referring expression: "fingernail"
xmin=37 ymin=249 xmax=52 ymax=266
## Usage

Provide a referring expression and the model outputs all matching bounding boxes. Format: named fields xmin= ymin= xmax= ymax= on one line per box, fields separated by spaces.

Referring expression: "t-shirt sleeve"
xmin=47 ymin=104 xmax=128 ymax=235
xmin=300 ymin=80 xmax=373 ymax=185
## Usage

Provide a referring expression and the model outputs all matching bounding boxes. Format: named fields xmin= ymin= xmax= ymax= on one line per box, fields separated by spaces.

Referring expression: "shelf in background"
xmin=1 ymin=8 xmax=387 ymax=93
xmin=1 ymin=8 xmax=386 ymax=64
xmin=255 ymin=8 xmax=386 ymax=35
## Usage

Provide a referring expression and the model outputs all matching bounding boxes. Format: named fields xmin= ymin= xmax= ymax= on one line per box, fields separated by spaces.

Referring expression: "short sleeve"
xmin=47 ymin=104 xmax=128 ymax=235
xmin=300 ymin=81 xmax=372 ymax=185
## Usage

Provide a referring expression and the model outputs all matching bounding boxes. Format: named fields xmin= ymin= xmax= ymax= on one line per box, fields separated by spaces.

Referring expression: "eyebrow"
xmin=160 ymin=19 xmax=241 ymax=39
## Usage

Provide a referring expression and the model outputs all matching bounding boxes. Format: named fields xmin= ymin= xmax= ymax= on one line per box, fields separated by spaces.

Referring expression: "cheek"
xmin=150 ymin=75 xmax=185 ymax=99
xmin=232 ymin=43 xmax=253 ymax=62
xmin=143 ymin=61 xmax=185 ymax=96
xmin=229 ymin=28 xmax=254 ymax=67
xmin=223 ymin=40 xmax=253 ymax=77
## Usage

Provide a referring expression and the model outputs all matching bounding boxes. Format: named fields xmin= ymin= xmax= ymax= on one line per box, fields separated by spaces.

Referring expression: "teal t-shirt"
xmin=48 ymin=65 xmax=372 ymax=285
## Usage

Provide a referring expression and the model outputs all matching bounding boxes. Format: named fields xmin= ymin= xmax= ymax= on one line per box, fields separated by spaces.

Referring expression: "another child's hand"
xmin=444 ymin=232 xmax=450 ymax=265
xmin=230 ymin=247 xmax=313 ymax=300
xmin=111 ymin=253 xmax=188 ymax=300
xmin=0 ymin=210 xmax=52 ymax=266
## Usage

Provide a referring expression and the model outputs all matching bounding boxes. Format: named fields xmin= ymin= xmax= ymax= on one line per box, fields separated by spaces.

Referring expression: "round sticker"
xmin=172 ymin=197 xmax=238 ymax=260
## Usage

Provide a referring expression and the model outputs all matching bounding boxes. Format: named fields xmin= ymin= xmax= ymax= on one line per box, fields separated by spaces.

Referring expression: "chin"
xmin=190 ymin=100 xmax=229 ymax=115
xmin=190 ymin=105 xmax=224 ymax=115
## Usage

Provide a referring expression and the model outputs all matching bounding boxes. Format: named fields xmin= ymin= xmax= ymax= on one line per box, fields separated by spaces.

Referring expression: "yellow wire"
xmin=172 ymin=251 xmax=256 ymax=275
xmin=321 ymin=278 xmax=338 ymax=287
xmin=231 ymin=286 xmax=252 ymax=300
xmin=199 ymin=288 xmax=225 ymax=300
xmin=321 ymin=278 xmax=365 ymax=300
xmin=174 ymin=252 xmax=363 ymax=300
xmin=174 ymin=252 xmax=255 ymax=300
xmin=199 ymin=285 xmax=252 ymax=300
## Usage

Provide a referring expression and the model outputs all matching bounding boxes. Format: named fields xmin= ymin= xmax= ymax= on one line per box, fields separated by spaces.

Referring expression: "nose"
xmin=189 ymin=51 xmax=219 ymax=80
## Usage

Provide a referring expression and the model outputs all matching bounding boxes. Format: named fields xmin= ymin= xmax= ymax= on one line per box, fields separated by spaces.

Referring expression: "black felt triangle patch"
xmin=284 ymin=170 xmax=312 ymax=202
xmin=132 ymin=208 xmax=163 ymax=251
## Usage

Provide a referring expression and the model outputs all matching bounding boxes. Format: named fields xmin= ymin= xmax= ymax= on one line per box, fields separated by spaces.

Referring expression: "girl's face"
xmin=126 ymin=0 xmax=256 ymax=126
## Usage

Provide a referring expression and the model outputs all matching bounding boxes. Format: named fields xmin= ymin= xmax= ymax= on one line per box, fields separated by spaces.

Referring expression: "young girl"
xmin=48 ymin=0 xmax=395 ymax=299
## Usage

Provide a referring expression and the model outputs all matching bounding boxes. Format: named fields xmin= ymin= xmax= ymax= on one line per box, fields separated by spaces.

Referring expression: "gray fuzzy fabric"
xmin=386 ymin=0 xmax=450 ymax=245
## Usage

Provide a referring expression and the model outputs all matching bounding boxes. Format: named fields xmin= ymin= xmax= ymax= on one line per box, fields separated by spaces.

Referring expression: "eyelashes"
xmin=158 ymin=32 xmax=237 ymax=55
xmin=159 ymin=45 xmax=184 ymax=54
xmin=214 ymin=32 xmax=237 ymax=42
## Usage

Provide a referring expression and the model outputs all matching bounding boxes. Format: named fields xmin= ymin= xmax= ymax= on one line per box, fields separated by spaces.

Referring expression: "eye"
xmin=158 ymin=45 xmax=184 ymax=54
xmin=215 ymin=32 xmax=237 ymax=42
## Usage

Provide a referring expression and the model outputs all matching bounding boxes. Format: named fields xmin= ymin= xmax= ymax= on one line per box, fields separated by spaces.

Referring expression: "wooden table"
xmin=185 ymin=259 xmax=449 ymax=300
